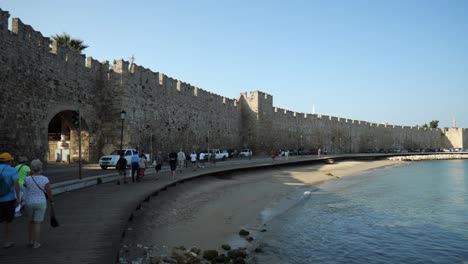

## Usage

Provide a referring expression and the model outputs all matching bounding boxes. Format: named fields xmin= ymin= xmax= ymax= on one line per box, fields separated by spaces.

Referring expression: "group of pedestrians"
xmin=116 ymin=150 xmax=151 ymax=184
xmin=166 ymin=150 xmax=216 ymax=176
xmin=167 ymin=150 xmax=204 ymax=177
xmin=114 ymin=149 xmax=222 ymax=182
xmin=0 ymin=152 xmax=54 ymax=249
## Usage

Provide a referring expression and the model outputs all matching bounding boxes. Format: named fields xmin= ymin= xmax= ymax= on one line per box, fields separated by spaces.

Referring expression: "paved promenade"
xmin=0 ymin=153 xmax=406 ymax=263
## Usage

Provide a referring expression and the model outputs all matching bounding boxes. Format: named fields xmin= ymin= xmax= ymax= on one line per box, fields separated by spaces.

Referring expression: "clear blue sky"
xmin=1 ymin=0 xmax=467 ymax=128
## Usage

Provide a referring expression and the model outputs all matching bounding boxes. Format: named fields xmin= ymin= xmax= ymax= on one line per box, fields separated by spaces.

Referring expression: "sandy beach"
xmin=120 ymin=159 xmax=401 ymax=262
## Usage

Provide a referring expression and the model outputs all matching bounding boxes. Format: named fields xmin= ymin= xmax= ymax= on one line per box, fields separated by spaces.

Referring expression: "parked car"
xmin=227 ymin=149 xmax=239 ymax=158
xmin=366 ymin=149 xmax=379 ymax=153
xmin=208 ymin=149 xmax=229 ymax=160
xmin=221 ymin=149 xmax=230 ymax=158
xmin=240 ymin=149 xmax=253 ymax=157
xmin=289 ymin=149 xmax=298 ymax=156
xmin=98 ymin=149 xmax=149 ymax=170
xmin=298 ymin=148 xmax=316 ymax=155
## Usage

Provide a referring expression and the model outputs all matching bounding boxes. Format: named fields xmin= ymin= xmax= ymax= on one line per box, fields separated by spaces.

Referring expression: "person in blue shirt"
xmin=130 ymin=151 xmax=140 ymax=182
xmin=0 ymin=152 xmax=20 ymax=248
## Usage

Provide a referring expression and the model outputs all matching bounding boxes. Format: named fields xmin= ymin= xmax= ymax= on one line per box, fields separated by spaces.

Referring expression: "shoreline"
xmin=119 ymin=159 xmax=402 ymax=263
xmin=389 ymin=153 xmax=468 ymax=161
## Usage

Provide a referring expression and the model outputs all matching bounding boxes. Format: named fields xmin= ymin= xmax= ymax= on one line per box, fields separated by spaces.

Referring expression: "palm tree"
xmin=52 ymin=32 xmax=89 ymax=52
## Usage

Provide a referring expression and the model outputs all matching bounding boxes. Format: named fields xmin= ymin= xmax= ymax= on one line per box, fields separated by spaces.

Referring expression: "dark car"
xmin=289 ymin=149 xmax=298 ymax=155
xmin=227 ymin=149 xmax=238 ymax=158
xmin=298 ymin=148 xmax=313 ymax=155
xmin=366 ymin=149 xmax=379 ymax=153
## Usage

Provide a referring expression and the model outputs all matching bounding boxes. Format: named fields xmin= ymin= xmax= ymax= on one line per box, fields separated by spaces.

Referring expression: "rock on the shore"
xmin=214 ymin=254 xmax=230 ymax=263
xmin=150 ymin=256 xmax=160 ymax=264
xmin=227 ymin=248 xmax=248 ymax=259
xmin=202 ymin=249 xmax=219 ymax=261
xmin=233 ymin=257 xmax=246 ymax=264
xmin=189 ymin=247 xmax=202 ymax=255
xmin=131 ymin=258 xmax=143 ymax=264
xmin=221 ymin=244 xmax=231 ymax=251
xmin=170 ymin=247 xmax=204 ymax=264
xmin=239 ymin=229 xmax=250 ymax=236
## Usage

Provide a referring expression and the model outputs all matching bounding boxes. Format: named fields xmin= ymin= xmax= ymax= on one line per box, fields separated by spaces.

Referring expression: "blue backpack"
xmin=0 ymin=166 xmax=10 ymax=197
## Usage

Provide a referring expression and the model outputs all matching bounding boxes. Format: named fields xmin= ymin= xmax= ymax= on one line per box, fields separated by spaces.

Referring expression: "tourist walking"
xmin=185 ymin=152 xmax=190 ymax=168
xmin=138 ymin=152 xmax=148 ymax=181
xmin=318 ymin=148 xmax=321 ymax=157
xmin=130 ymin=151 xmax=139 ymax=182
xmin=168 ymin=151 xmax=177 ymax=179
xmin=177 ymin=150 xmax=185 ymax=173
xmin=154 ymin=151 xmax=162 ymax=179
xmin=211 ymin=152 xmax=217 ymax=166
xmin=190 ymin=152 xmax=197 ymax=171
xmin=15 ymin=156 xmax=31 ymax=189
xmin=271 ymin=150 xmax=276 ymax=161
xmin=15 ymin=156 xmax=31 ymax=216
xmin=199 ymin=152 xmax=206 ymax=168
xmin=0 ymin=152 xmax=20 ymax=249
xmin=23 ymin=159 xmax=54 ymax=249
xmin=116 ymin=154 xmax=128 ymax=184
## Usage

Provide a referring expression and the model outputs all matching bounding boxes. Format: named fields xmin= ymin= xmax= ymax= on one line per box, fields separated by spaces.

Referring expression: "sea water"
xmin=254 ymin=160 xmax=468 ymax=264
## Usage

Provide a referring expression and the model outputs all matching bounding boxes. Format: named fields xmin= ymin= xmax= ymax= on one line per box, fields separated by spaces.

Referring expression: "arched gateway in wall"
xmin=47 ymin=110 xmax=90 ymax=163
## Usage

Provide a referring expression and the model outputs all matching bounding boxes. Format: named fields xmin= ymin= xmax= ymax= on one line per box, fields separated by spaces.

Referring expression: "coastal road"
xmin=43 ymin=152 xmax=417 ymax=184
xmin=43 ymin=155 xmax=311 ymax=183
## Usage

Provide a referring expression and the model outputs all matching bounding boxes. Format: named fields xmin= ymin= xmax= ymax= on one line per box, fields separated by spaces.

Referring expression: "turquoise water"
xmin=254 ymin=160 xmax=468 ymax=264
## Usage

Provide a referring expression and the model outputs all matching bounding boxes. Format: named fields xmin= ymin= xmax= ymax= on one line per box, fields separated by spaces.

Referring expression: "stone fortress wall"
xmin=0 ymin=9 xmax=242 ymax=162
xmin=0 ymin=9 xmax=465 ymax=162
xmin=241 ymin=91 xmax=463 ymax=154
xmin=0 ymin=10 xmax=107 ymax=161
xmin=106 ymin=59 xmax=242 ymax=156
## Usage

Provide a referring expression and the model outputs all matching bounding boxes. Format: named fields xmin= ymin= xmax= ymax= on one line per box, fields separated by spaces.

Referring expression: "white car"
xmin=240 ymin=149 xmax=253 ymax=157
xmin=98 ymin=149 xmax=149 ymax=169
xmin=208 ymin=149 xmax=229 ymax=160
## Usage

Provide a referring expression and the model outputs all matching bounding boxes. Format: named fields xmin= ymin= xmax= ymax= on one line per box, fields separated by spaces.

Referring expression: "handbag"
xmin=49 ymin=205 xmax=59 ymax=227
xmin=30 ymin=176 xmax=59 ymax=228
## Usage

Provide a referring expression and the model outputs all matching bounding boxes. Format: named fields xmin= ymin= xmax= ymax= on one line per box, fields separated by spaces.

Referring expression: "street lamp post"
xmin=78 ymin=109 xmax=82 ymax=179
xmin=120 ymin=110 xmax=126 ymax=155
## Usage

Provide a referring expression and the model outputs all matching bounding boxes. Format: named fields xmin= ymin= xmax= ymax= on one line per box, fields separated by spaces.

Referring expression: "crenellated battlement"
xmin=1 ymin=9 xmax=108 ymax=76
xmin=107 ymin=57 xmax=240 ymax=108
xmin=11 ymin=18 xmax=51 ymax=52
xmin=0 ymin=9 xmax=9 ymax=32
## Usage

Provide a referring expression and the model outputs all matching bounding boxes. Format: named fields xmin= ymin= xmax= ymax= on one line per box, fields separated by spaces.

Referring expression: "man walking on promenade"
xmin=271 ymin=150 xmax=276 ymax=161
xmin=0 ymin=152 xmax=20 ymax=248
xmin=177 ymin=149 xmax=185 ymax=173
xmin=154 ymin=151 xmax=162 ymax=178
xmin=130 ymin=151 xmax=140 ymax=182
xmin=199 ymin=152 xmax=206 ymax=168
xmin=168 ymin=151 xmax=178 ymax=179
xmin=190 ymin=151 xmax=197 ymax=171
xmin=116 ymin=153 xmax=128 ymax=184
